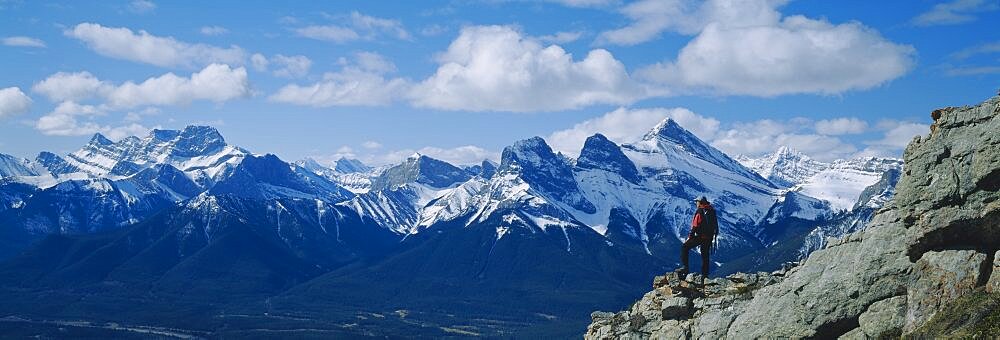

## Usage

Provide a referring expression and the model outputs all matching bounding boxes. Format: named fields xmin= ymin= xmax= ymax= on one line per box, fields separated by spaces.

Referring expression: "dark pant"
xmin=680 ymin=237 xmax=712 ymax=276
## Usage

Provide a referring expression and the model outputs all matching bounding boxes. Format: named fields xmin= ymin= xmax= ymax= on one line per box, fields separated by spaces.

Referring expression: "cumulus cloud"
xmin=33 ymin=64 xmax=250 ymax=109
xmin=595 ymin=0 xmax=914 ymax=97
xmin=32 ymin=71 xmax=109 ymax=102
xmin=911 ymin=0 xmax=999 ymax=26
xmin=65 ymin=23 xmax=246 ymax=68
xmin=296 ymin=11 xmax=410 ymax=43
xmin=33 ymin=101 xmax=152 ymax=139
xmin=200 ymin=26 xmax=229 ymax=36
xmin=2 ymin=36 xmax=46 ymax=48
xmin=814 ymin=118 xmax=868 ymax=135
xmin=0 ymin=87 xmax=32 ymax=118
xmin=639 ymin=18 xmax=914 ymax=96
xmin=104 ymin=63 xmax=250 ymax=108
xmin=597 ymin=0 xmax=784 ymax=45
xmin=409 ymin=25 xmax=648 ymax=112
xmin=545 ymin=107 xmax=719 ymax=155
xmin=710 ymin=119 xmax=859 ymax=162
xmin=361 ymin=141 xmax=382 ymax=149
xmin=269 ymin=52 xmax=409 ymax=107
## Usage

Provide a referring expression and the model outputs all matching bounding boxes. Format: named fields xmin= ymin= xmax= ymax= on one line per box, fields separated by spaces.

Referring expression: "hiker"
xmin=678 ymin=196 xmax=718 ymax=279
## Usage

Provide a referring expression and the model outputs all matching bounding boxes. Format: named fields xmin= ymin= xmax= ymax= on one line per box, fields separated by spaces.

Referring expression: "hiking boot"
xmin=674 ymin=267 xmax=689 ymax=277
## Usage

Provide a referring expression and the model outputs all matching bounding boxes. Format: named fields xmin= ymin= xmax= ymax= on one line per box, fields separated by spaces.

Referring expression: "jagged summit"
xmin=500 ymin=136 xmax=597 ymax=214
xmin=87 ymin=132 xmax=114 ymax=146
xmin=577 ymin=133 xmax=641 ymax=184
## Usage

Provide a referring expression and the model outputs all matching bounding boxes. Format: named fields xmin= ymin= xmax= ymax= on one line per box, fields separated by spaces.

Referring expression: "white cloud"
xmin=351 ymin=51 xmax=396 ymax=74
xmin=854 ymin=121 xmax=928 ymax=158
xmin=295 ymin=11 xmax=409 ymax=43
xmin=270 ymin=52 xmax=408 ymax=107
xmin=127 ymin=0 xmax=156 ymax=14
xmin=65 ymin=23 xmax=246 ymax=68
xmin=867 ymin=122 xmax=927 ymax=149
xmin=637 ymin=9 xmax=914 ymax=96
xmin=250 ymin=53 xmax=269 ymax=71
xmin=409 ymin=25 xmax=648 ymax=112
xmin=271 ymin=54 xmax=312 ymax=78
xmin=597 ymin=0 xmax=784 ymax=45
xmin=950 ymin=41 xmax=1000 ymax=60
xmin=361 ymin=141 xmax=382 ymax=149
xmin=2 ymin=36 xmax=46 ymax=48
xmin=200 ymin=26 xmax=229 ymax=36
xmin=814 ymin=118 xmax=867 ymax=135
xmin=34 ymin=64 xmax=250 ymax=109
xmin=33 ymin=101 xmax=152 ymax=139
xmin=0 ymin=87 xmax=32 ymax=118
xmin=911 ymin=0 xmax=999 ymax=26
xmin=348 ymin=11 xmax=410 ymax=40
xmin=710 ymin=119 xmax=858 ymax=162
xmin=104 ymin=63 xmax=250 ymax=109
xmin=545 ymin=107 xmax=718 ymax=155
xmin=32 ymin=71 xmax=109 ymax=102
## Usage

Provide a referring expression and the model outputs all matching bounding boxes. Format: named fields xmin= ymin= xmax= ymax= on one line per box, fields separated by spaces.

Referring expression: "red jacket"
xmin=689 ymin=204 xmax=715 ymax=240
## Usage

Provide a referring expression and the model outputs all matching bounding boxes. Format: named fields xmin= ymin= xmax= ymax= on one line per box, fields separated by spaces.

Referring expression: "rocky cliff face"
xmin=586 ymin=94 xmax=1000 ymax=339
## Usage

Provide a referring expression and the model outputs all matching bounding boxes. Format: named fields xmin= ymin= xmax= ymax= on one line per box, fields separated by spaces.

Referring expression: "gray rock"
xmin=904 ymin=250 xmax=988 ymax=332
xmin=839 ymin=327 xmax=867 ymax=340
xmin=858 ymin=295 xmax=905 ymax=338
xmin=987 ymin=250 xmax=1000 ymax=294
xmin=660 ymin=296 xmax=692 ymax=320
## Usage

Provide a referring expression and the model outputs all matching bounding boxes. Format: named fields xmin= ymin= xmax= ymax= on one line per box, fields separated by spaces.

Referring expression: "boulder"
xmin=987 ymin=251 xmax=1000 ymax=294
xmin=905 ymin=250 xmax=989 ymax=332
xmin=858 ymin=295 xmax=906 ymax=338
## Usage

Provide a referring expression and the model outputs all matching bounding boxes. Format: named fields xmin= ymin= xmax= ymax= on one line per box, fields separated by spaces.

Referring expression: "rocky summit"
xmin=586 ymin=94 xmax=1000 ymax=339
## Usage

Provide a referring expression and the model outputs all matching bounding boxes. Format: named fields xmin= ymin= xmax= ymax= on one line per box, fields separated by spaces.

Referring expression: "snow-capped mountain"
xmin=798 ymin=167 xmax=901 ymax=258
xmin=405 ymin=119 xmax=784 ymax=264
xmin=0 ymin=154 xmax=38 ymax=179
xmin=339 ymin=153 xmax=474 ymax=234
xmin=737 ymin=147 xmax=902 ymax=211
xmin=0 ymin=119 xmax=902 ymax=337
xmin=735 ymin=146 xmax=827 ymax=188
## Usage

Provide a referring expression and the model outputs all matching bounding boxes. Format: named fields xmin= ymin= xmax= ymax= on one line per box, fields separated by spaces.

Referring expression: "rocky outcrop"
xmin=586 ymin=94 xmax=1000 ymax=339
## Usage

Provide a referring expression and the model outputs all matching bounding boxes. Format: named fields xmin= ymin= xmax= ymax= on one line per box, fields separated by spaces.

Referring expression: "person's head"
xmin=694 ymin=196 xmax=710 ymax=208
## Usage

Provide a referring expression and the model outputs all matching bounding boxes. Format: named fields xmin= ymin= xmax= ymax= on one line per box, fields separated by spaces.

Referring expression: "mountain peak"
xmin=578 ymin=133 xmax=641 ymax=184
xmin=334 ymin=157 xmax=370 ymax=173
xmin=643 ymin=118 xmax=683 ymax=141
xmin=88 ymin=133 xmax=114 ymax=146
xmin=171 ymin=125 xmax=227 ymax=158
xmin=500 ymin=136 xmax=597 ymax=213
xmin=372 ymin=154 xmax=469 ymax=190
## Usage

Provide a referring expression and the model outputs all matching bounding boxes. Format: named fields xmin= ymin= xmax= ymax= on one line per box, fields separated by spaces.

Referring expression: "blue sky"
xmin=1 ymin=0 xmax=998 ymax=165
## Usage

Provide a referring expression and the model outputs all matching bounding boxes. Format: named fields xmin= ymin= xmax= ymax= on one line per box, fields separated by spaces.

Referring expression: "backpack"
xmin=697 ymin=208 xmax=719 ymax=237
